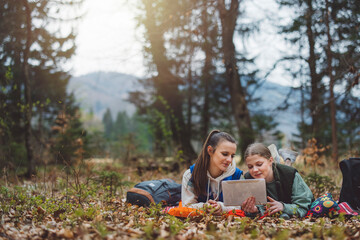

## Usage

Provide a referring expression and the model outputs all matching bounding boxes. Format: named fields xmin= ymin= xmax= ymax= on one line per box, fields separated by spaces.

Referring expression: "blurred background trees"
xmin=0 ymin=0 xmax=359 ymax=176
xmin=277 ymin=0 xmax=360 ymax=160
xmin=0 ymin=0 xmax=85 ymax=176
xmin=130 ymin=0 xmax=359 ymax=163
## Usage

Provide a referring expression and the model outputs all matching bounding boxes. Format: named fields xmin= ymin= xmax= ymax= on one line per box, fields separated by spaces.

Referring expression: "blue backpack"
xmin=126 ymin=179 xmax=181 ymax=207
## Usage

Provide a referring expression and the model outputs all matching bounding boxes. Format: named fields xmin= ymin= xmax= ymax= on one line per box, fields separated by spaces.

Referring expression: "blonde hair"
xmin=244 ymin=143 xmax=272 ymax=161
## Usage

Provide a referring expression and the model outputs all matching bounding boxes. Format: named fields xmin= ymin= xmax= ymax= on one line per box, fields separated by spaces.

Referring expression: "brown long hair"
xmin=192 ymin=130 xmax=237 ymax=195
xmin=244 ymin=143 xmax=272 ymax=161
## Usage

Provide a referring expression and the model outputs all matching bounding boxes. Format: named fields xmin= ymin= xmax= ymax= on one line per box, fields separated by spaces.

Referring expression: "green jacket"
xmin=245 ymin=164 xmax=313 ymax=217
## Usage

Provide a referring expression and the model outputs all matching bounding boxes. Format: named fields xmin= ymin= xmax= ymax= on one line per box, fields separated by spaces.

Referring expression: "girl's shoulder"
xmin=275 ymin=163 xmax=297 ymax=173
xmin=182 ymin=169 xmax=192 ymax=180
xmin=182 ymin=169 xmax=195 ymax=189
xmin=274 ymin=163 xmax=297 ymax=181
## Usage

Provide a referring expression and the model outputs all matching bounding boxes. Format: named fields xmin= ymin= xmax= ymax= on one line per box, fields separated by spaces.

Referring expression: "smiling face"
xmin=208 ymin=140 xmax=237 ymax=178
xmin=246 ymin=154 xmax=274 ymax=182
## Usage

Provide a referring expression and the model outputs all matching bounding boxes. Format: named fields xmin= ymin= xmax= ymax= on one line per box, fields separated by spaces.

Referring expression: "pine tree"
xmin=114 ymin=111 xmax=130 ymax=140
xmin=102 ymin=108 xmax=113 ymax=140
xmin=276 ymin=0 xmax=359 ymax=155
xmin=135 ymin=0 xmax=198 ymax=161
xmin=0 ymin=0 xmax=81 ymax=174
xmin=51 ymin=94 xmax=90 ymax=166
xmin=216 ymin=0 xmax=255 ymax=155
xmin=133 ymin=0 xmax=263 ymax=161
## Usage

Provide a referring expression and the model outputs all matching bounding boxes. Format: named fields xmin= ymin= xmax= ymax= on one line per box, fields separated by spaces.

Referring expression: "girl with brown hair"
xmin=181 ymin=130 xmax=243 ymax=215
xmin=241 ymin=143 xmax=313 ymax=218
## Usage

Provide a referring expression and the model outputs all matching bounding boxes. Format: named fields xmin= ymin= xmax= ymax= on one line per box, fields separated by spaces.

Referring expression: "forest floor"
xmin=1 ymin=158 xmax=359 ymax=240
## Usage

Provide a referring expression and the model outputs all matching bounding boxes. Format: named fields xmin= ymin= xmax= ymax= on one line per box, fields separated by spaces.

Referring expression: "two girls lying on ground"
xmin=181 ymin=130 xmax=313 ymax=218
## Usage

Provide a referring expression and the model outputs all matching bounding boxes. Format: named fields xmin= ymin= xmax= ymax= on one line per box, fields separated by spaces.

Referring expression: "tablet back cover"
xmin=222 ymin=179 xmax=267 ymax=206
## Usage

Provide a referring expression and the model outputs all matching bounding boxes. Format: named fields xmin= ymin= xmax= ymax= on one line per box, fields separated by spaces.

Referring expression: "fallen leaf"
xmin=95 ymin=214 xmax=102 ymax=222
xmin=125 ymin=219 xmax=134 ymax=228
xmin=57 ymin=228 xmax=74 ymax=239
xmin=37 ymin=206 xmax=46 ymax=215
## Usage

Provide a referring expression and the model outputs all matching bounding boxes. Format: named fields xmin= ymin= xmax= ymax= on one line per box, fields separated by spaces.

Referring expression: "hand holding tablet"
xmin=221 ymin=179 xmax=267 ymax=206
xmin=242 ymin=196 xmax=259 ymax=213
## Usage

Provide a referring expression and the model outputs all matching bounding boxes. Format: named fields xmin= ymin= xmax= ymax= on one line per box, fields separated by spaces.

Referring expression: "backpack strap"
xmin=190 ymin=164 xmax=243 ymax=179
xmin=190 ymin=163 xmax=195 ymax=173
xmin=223 ymin=167 xmax=242 ymax=181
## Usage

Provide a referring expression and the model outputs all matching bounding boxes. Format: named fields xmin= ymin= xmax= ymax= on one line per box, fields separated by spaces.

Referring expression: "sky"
xmin=71 ymin=0 xmax=294 ymax=86
xmin=72 ymin=0 xmax=144 ymax=77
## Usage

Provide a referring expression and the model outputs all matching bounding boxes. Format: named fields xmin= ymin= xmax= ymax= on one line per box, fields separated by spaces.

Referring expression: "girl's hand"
xmin=266 ymin=196 xmax=284 ymax=215
xmin=241 ymin=196 xmax=258 ymax=213
xmin=206 ymin=200 xmax=222 ymax=215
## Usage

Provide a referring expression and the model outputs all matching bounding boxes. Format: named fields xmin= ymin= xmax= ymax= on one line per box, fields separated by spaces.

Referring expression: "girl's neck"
xmin=208 ymin=163 xmax=223 ymax=178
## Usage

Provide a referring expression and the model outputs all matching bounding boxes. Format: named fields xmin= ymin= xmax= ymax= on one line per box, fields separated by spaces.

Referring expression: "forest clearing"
xmin=1 ymin=152 xmax=360 ymax=240
xmin=1 ymin=0 xmax=359 ymax=239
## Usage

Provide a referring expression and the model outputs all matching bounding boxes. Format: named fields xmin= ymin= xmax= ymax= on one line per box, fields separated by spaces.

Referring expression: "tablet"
xmin=221 ymin=179 xmax=267 ymax=206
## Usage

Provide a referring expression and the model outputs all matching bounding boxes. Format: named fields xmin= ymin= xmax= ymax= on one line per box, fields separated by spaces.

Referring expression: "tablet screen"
xmin=222 ymin=179 xmax=267 ymax=206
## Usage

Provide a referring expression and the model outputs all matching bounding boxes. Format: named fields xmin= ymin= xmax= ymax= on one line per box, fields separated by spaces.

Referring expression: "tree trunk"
xmin=23 ymin=0 xmax=35 ymax=178
xmin=143 ymin=1 xmax=197 ymax=163
xmin=186 ymin=65 xmax=193 ymax=140
xmin=300 ymin=80 xmax=306 ymax=149
xmin=305 ymin=0 xmax=321 ymax=139
xmin=201 ymin=53 xmax=211 ymax=138
xmin=201 ymin=63 xmax=210 ymax=137
xmin=200 ymin=1 xmax=212 ymax=137
xmin=217 ymin=0 xmax=254 ymax=155
xmin=37 ymin=107 xmax=45 ymax=163
xmin=11 ymin=59 xmax=23 ymax=142
xmin=325 ymin=0 xmax=338 ymax=162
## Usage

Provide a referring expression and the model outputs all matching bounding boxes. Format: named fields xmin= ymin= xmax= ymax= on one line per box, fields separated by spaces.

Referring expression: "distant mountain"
xmin=68 ymin=72 xmax=301 ymax=139
xmin=67 ymin=72 xmax=139 ymax=119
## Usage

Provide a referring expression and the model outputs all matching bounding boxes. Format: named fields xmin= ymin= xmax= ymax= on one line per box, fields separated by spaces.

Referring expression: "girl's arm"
xmin=282 ymin=172 xmax=314 ymax=217
xmin=182 ymin=169 xmax=242 ymax=213
xmin=217 ymin=201 xmax=241 ymax=213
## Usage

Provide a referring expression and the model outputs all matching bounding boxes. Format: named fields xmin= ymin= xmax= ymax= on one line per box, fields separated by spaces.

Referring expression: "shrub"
xmin=304 ymin=172 xmax=337 ymax=199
